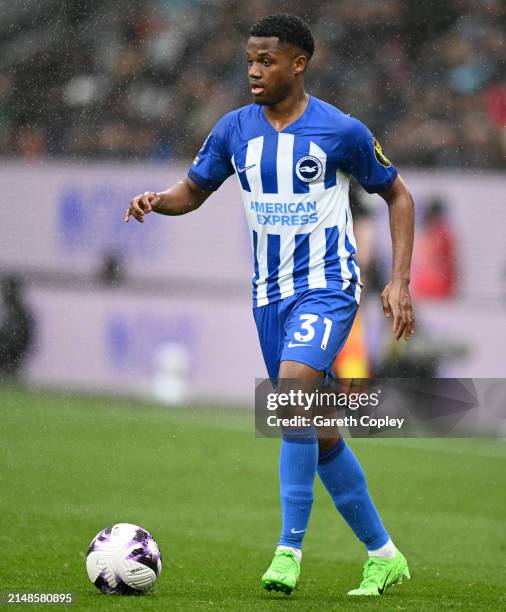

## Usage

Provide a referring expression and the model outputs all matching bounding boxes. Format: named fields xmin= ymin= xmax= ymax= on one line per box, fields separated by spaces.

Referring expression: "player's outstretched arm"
xmin=124 ymin=176 xmax=211 ymax=223
xmin=379 ymin=174 xmax=415 ymax=341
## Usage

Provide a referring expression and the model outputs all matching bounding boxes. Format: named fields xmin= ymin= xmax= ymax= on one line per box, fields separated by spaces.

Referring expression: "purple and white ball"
xmin=86 ymin=523 xmax=162 ymax=594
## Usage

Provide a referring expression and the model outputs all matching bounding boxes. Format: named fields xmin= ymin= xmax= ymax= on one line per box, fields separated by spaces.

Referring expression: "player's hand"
xmin=124 ymin=191 xmax=160 ymax=223
xmin=381 ymin=279 xmax=415 ymax=341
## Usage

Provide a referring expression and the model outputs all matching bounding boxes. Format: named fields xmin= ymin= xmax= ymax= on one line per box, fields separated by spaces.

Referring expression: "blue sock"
xmin=278 ymin=431 xmax=318 ymax=550
xmin=317 ymin=438 xmax=389 ymax=550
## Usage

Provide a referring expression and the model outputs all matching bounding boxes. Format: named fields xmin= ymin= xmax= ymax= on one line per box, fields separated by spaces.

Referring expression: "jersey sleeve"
xmin=339 ymin=118 xmax=398 ymax=194
xmin=188 ymin=115 xmax=234 ymax=192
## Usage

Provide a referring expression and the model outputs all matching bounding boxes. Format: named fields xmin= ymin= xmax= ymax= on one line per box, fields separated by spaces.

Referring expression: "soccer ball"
xmin=86 ymin=523 xmax=162 ymax=594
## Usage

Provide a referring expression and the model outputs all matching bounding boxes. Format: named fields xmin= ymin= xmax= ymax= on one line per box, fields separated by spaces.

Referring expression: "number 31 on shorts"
xmin=294 ymin=314 xmax=333 ymax=350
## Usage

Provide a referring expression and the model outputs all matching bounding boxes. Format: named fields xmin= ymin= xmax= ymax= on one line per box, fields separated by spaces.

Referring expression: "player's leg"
xmin=254 ymin=298 xmax=311 ymax=594
xmin=261 ymin=288 xmax=357 ymax=594
xmin=312 ymin=385 xmax=398 ymax=570
xmin=317 ymin=433 xmax=390 ymax=553
xmin=317 ymin=436 xmax=409 ymax=595
xmin=262 ymin=359 xmax=322 ymax=595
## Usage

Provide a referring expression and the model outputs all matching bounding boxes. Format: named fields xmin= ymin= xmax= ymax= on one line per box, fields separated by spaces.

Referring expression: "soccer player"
xmin=125 ymin=13 xmax=415 ymax=597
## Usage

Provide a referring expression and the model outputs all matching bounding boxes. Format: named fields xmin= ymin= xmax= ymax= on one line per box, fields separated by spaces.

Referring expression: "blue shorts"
xmin=253 ymin=288 xmax=359 ymax=381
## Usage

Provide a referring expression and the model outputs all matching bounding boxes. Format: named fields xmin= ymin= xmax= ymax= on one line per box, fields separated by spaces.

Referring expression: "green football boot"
xmin=348 ymin=550 xmax=410 ymax=596
xmin=262 ymin=548 xmax=300 ymax=595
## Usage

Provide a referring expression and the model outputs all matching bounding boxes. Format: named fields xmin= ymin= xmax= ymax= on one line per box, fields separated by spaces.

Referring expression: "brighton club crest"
xmin=295 ymin=155 xmax=323 ymax=183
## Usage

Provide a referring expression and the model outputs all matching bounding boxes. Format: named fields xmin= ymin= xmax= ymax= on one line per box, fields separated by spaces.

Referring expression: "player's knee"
xmin=278 ymin=359 xmax=323 ymax=382
xmin=318 ymin=436 xmax=340 ymax=454
xmin=276 ymin=360 xmax=324 ymax=420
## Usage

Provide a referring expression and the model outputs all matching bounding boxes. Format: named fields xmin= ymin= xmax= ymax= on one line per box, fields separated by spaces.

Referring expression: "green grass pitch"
xmin=1 ymin=385 xmax=505 ymax=610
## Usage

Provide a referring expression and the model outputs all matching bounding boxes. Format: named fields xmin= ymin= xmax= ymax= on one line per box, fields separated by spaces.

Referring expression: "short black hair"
xmin=249 ymin=13 xmax=315 ymax=60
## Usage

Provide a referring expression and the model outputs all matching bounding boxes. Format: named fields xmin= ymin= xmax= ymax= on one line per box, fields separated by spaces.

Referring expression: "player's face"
xmin=247 ymin=37 xmax=306 ymax=106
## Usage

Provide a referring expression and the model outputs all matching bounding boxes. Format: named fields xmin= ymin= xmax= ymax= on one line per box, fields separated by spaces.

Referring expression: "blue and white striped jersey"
xmin=188 ymin=96 xmax=397 ymax=308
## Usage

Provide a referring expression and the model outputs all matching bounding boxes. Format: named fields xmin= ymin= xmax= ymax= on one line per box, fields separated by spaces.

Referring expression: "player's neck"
xmin=263 ymin=89 xmax=309 ymax=133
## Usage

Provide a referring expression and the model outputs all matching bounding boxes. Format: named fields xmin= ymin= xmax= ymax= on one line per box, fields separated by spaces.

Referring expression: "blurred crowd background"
xmin=1 ymin=0 xmax=505 ymax=401
xmin=0 ymin=0 xmax=504 ymax=166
